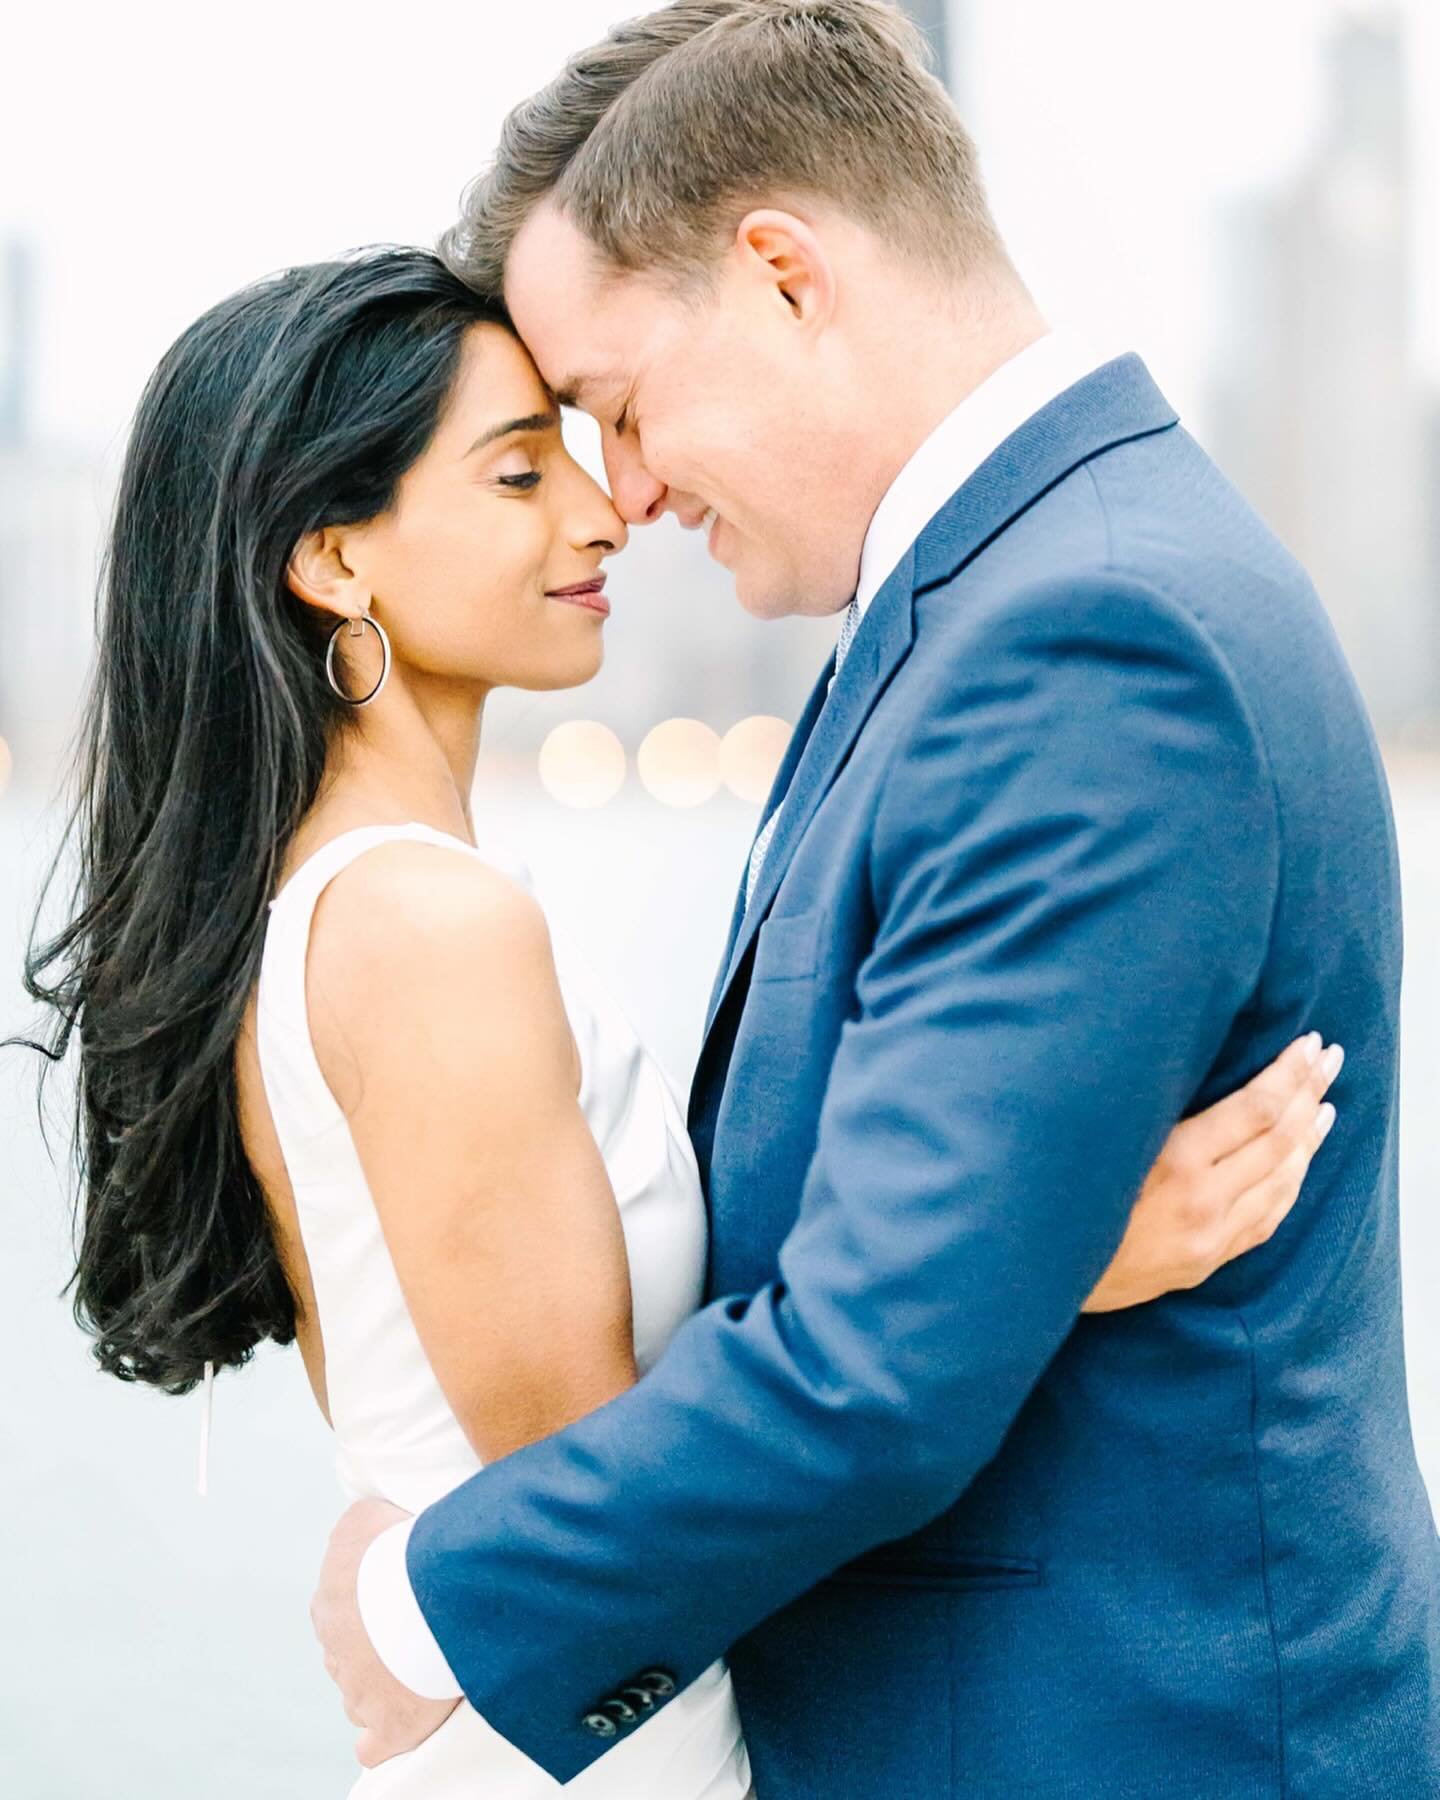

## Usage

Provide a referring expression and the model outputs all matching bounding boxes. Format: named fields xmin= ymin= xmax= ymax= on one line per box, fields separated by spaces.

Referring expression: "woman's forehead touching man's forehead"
xmin=503 ymin=202 xmax=680 ymax=423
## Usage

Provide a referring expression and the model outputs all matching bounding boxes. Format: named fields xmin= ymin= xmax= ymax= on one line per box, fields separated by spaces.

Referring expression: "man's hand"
xmin=311 ymin=1497 xmax=462 ymax=1769
xmin=1083 ymin=1032 xmax=1342 ymax=1312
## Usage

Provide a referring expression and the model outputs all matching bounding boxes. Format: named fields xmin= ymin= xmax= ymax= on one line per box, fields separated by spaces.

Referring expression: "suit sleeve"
xmin=404 ymin=571 xmax=1280 ymax=1781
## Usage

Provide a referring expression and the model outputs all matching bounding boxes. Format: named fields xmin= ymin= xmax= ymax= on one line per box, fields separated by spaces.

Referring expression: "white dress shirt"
xmin=854 ymin=328 xmax=1115 ymax=625
xmin=358 ymin=327 xmax=1124 ymax=1717
xmin=743 ymin=328 xmax=1118 ymax=911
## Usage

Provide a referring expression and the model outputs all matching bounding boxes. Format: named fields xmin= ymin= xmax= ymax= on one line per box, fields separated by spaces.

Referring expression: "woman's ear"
xmin=286 ymin=526 xmax=370 ymax=621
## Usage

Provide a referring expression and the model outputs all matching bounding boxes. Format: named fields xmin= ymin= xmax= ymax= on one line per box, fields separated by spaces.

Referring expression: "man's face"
xmin=503 ymin=202 xmax=866 ymax=620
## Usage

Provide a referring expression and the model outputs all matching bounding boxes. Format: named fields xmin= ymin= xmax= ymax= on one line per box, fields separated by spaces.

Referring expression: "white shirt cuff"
xmin=356 ymin=1516 xmax=464 ymax=1701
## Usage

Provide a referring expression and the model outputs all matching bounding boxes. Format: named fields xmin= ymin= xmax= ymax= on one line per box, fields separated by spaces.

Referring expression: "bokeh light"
xmin=0 ymin=735 xmax=12 ymax=798
xmin=537 ymin=721 xmax=627 ymax=810
xmin=637 ymin=719 xmax=723 ymax=809
xmin=720 ymin=715 xmax=792 ymax=805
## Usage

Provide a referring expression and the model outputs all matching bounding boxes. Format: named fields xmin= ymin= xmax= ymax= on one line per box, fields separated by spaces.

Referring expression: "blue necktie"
xmin=744 ymin=596 xmax=861 ymax=913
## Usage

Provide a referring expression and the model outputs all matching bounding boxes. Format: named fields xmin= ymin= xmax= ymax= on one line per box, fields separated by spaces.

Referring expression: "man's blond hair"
xmin=440 ymin=0 xmax=1004 ymax=295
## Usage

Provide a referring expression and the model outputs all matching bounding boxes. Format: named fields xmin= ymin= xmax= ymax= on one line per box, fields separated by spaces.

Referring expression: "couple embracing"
xmin=27 ymin=3 xmax=1437 ymax=1795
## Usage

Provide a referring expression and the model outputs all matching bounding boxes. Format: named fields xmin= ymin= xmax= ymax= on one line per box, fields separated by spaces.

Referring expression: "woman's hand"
xmin=311 ymin=1498 xmax=461 ymax=1769
xmin=1082 ymin=1033 xmax=1342 ymax=1312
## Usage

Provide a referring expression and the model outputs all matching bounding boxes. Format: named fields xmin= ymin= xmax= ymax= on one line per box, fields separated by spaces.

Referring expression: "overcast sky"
xmin=4 ymin=0 xmax=1436 ymax=453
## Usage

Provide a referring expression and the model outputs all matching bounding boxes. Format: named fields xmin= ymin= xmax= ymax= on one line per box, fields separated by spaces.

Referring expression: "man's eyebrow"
xmin=551 ymin=375 xmax=609 ymax=412
xmin=463 ymin=411 xmax=559 ymax=457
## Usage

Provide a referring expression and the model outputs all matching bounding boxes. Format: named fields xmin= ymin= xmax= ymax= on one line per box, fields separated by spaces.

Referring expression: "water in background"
xmin=2 ymin=765 xmax=1437 ymax=1799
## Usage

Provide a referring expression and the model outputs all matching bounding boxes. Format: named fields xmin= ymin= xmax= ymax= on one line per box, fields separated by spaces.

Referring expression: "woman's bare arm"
xmin=305 ymin=841 xmax=637 ymax=1466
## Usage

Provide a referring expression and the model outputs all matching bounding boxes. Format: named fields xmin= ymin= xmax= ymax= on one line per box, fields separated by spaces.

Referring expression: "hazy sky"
xmin=4 ymin=0 xmax=1436 ymax=452
xmin=965 ymin=0 xmax=1439 ymax=413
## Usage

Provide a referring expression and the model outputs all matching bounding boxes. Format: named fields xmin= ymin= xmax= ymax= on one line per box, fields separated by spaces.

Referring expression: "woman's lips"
xmin=546 ymin=576 xmax=610 ymax=617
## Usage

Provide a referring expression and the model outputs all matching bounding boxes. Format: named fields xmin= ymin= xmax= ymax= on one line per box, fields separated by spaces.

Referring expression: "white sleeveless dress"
xmin=254 ymin=821 xmax=753 ymax=1799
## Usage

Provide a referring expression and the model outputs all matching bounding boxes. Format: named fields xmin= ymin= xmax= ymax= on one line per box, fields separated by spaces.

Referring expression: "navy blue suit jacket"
xmin=410 ymin=356 xmax=1439 ymax=1795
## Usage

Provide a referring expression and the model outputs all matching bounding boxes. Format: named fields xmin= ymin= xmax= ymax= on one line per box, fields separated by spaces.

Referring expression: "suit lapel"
xmin=693 ymin=353 xmax=1181 ymax=1101
xmin=702 ymin=547 xmax=920 ymax=1041
xmin=702 ymin=652 xmax=836 ymax=1034
xmin=909 ymin=352 xmax=1179 ymax=595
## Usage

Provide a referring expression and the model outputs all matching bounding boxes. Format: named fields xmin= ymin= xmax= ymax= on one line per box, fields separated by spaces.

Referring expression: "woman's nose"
xmin=586 ymin=501 xmax=629 ymax=557
xmin=570 ymin=471 xmax=630 ymax=557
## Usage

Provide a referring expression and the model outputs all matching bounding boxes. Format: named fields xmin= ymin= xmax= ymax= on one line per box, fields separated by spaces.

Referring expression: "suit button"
xmin=602 ymin=1697 xmax=639 ymax=1726
xmin=620 ymin=1684 xmax=656 ymax=1712
xmin=582 ymin=1712 xmax=618 ymax=1739
xmin=636 ymin=1668 xmax=677 ymax=1698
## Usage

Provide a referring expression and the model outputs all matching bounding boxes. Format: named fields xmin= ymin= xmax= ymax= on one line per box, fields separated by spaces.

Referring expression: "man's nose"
xmin=603 ymin=435 xmax=669 ymax=527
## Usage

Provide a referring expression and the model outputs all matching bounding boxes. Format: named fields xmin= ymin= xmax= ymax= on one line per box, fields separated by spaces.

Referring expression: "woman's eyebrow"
xmin=462 ymin=411 xmax=559 ymax=458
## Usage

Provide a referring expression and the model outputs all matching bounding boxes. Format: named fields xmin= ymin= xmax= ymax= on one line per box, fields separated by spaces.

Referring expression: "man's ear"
xmin=287 ymin=526 xmax=370 ymax=621
xmin=733 ymin=208 xmax=836 ymax=333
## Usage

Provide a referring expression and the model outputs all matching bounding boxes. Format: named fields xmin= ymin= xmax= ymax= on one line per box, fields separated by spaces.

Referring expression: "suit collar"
xmin=911 ymin=352 xmax=1178 ymax=596
xmin=854 ymin=332 xmax=1115 ymax=622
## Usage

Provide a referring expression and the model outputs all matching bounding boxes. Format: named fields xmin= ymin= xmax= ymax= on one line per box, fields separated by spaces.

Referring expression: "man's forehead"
xmin=505 ymin=203 xmax=641 ymax=405
xmin=506 ymin=204 xmax=607 ymax=333
xmin=509 ymin=323 xmax=622 ymax=414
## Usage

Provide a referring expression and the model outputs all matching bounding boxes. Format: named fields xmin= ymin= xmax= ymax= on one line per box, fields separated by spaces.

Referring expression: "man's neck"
xmin=869 ymin=275 xmax=1051 ymax=499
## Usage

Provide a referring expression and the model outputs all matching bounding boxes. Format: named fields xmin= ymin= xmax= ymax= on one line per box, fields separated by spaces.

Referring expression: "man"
xmin=317 ymin=3 xmax=1439 ymax=1791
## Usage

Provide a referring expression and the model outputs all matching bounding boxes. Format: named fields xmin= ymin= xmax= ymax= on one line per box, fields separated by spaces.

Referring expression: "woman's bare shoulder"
xmin=304 ymin=840 xmax=565 ymax=1090
xmin=310 ymin=837 xmax=552 ymax=969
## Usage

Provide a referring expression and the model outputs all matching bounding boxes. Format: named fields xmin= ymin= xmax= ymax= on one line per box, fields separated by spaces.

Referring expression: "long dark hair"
xmin=13 ymin=248 xmax=502 ymax=1395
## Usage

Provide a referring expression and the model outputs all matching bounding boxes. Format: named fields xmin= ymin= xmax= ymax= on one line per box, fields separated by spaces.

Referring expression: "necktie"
xmin=744 ymin=596 xmax=861 ymax=913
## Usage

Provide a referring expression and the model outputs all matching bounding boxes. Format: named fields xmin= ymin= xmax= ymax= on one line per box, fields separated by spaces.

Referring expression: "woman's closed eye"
xmin=489 ymin=435 xmax=547 ymax=486
xmin=492 ymin=450 xmax=543 ymax=491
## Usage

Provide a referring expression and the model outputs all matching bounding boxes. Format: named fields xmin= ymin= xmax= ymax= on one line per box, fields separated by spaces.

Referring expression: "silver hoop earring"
xmin=325 ymin=611 xmax=392 ymax=707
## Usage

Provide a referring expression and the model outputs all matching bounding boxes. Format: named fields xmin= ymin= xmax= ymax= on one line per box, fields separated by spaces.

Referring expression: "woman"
xmin=20 ymin=249 xmax=1339 ymax=1796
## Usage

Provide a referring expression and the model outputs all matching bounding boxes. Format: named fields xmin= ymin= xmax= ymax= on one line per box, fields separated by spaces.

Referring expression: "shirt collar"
xmin=853 ymin=331 xmax=1119 ymax=619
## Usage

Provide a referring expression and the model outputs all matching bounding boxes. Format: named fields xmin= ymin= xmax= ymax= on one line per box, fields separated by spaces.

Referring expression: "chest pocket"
xmin=751 ymin=909 xmax=823 ymax=983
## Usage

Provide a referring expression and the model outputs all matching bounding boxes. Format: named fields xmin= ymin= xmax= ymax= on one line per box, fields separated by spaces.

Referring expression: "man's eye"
xmin=498 ymin=472 xmax=542 ymax=490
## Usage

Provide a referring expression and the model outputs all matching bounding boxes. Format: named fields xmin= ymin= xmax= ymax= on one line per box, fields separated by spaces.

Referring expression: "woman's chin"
xmin=512 ymin=644 xmax=606 ymax=695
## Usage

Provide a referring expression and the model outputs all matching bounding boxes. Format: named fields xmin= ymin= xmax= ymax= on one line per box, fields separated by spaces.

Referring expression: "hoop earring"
xmin=325 ymin=611 xmax=392 ymax=707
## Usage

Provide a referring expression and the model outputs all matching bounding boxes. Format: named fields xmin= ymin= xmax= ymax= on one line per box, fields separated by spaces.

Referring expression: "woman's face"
xmin=342 ymin=321 xmax=628 ymax=695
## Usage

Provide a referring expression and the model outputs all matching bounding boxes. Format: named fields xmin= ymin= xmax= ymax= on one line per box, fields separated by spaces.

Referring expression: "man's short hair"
xmin=440 ymin=0 xmax=1004 ymax=297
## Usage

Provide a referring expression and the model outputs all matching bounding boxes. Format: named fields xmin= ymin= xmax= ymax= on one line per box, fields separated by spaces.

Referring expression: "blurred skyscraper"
xmin=1211 ymin=10 xmax=1438 ymax=739
xmin=0 ymin=239 xmax=109 ymax=783
xmin=0 ymin=241 xmax=33 ymax=449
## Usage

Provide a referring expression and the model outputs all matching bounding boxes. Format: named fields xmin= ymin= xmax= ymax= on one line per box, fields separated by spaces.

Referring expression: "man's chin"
xmin=730 ymin=560 xmax=808 ymax=622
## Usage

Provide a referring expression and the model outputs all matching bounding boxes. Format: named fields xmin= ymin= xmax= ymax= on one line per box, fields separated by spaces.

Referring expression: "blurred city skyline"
xmin=2 ymin=0 xmax=1437 ymax=781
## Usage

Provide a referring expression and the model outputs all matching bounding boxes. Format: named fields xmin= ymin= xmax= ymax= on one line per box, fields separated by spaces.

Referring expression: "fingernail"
xmin=1317 ymin=1102 xmax=1337 ymax=1140
xmin=1301 ymin=1032 xmax=1322 ymax=1065
xmin=1321 ymin=1044 xmax=1344 ymax=1081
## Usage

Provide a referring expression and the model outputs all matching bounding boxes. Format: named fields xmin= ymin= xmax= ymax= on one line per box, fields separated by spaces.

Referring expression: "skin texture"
xmin=502 ymin=198 xmax=1046 ymax=621
xmin=262 ymin=276 xmax=1344 ymax=1769
xmin=293 ymin=319 xmax=628 ymax=711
